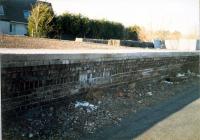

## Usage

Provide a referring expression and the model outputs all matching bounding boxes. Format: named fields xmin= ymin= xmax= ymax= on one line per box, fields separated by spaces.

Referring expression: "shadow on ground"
xmin=81 ymin=81 xmax=200 ymax=140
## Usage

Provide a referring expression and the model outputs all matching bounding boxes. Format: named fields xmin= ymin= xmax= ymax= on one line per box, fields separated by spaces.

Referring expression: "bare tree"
xmin=28 ymin=2 xmax=54 ymax=37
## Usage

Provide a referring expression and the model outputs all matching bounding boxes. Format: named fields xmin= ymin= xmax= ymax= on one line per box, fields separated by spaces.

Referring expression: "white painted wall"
xmin=165 ymin=39 xmax=199 ymax=51
xmin=10 ymin=22 xmax=27 ymax=36
xmin=165 ymin=40 xmax=179 ymax=50
xmin=0 ymin=20 xmax=10 ymax=34
xmin=0 ymin=21 xmax=27 ymax=35
xmin=179 ymin=39 xmax=196 ymax=51
xmin=14 ymin=23 xmax=27 ymax=35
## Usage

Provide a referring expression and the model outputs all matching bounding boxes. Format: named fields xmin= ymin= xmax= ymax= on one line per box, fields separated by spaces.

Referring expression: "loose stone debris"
xmin=75 ymin=101 xmax=98 ymax=113
xmin=162 ymin=80 xmax=173 ymax=85
xmin=2 ymin=72 xmax=199 ymax=140
xmin=146 ymin=92 xmax=153 ymax=96
xmin=176 ymin=73 xmax=185 ymax=78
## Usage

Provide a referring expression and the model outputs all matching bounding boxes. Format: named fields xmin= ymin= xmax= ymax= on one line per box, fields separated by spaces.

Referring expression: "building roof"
xmin=0 ymin=0 xmax=51 ymax=23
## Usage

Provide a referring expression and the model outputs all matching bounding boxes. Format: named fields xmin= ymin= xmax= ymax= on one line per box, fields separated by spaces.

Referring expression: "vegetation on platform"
xmin=28 ymin=3 xmax=182 ymax=41
xmin=28 ymin=3 xmax=54 ymax=37
xmin=28 ymin=3 xmax=141 ymax=40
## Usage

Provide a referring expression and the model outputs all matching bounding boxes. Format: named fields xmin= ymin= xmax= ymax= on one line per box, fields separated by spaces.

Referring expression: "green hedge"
xmin=50 ymin=13 xmax=139 ymax=40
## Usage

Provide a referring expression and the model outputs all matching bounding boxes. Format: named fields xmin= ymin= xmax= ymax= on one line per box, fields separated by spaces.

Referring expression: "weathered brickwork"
xmin=1 ymin=53 xmax=199 ymax=112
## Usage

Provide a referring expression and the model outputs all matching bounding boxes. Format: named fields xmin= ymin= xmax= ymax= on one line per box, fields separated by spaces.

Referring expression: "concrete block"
xmin=108 ymin=39 xmax=121 ymax=46
xmin=75 ymin=38 xmax=83 ymax=42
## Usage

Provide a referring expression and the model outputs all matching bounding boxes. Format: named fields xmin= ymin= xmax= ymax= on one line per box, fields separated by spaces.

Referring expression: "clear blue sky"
xmin=44 ymin=0 xmax=199 ymax=34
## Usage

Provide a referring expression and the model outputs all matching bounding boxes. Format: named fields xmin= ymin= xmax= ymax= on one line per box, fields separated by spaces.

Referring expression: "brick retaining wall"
xmin=1 ymin=52 xmax=199 ymax=112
